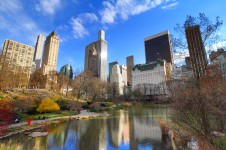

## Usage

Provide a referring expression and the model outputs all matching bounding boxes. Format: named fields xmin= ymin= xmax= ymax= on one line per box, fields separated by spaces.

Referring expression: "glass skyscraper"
xmin=144 ymin=31 xmax=173 ymax=64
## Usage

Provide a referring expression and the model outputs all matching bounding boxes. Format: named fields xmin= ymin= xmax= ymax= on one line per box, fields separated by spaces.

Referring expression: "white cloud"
xmin=210 ymin=41 xmax=226 ymax=50
xmin=161 ymin=2 xmax=178 ymax=9
xmin=99 ymin=0 xmax=174 ymax=24
xmin=0 ymin=0 xmax=22 ymax=14
xmin=174 ymin=51 xmax=189 ymax=66
xmin=0 ymin=0 xmax=45 ymax=45
xmin=70 ymin=13 xmax=98 ymax=39
xmin=35 ymin=0 xmax=61 ymax=15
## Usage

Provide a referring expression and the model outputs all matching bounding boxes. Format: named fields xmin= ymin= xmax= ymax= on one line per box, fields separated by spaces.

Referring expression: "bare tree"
xmin=88 ymin=77 xmax=104 ymax=102
xmin=171 ymin=71 xmax=226 ymax=146
xmin=72 ymin=70 xmax=92 ymax=101
xmin=172 ymin=13 xmax=224 ymax=60
xmin=58 ymin=74 xmax=72 ymax=96
xmin=29 ymin=68 xmax=46 ymax=89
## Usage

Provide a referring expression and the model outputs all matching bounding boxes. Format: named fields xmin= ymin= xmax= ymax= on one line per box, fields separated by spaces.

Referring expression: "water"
xmin=0 ymin=105 xmax=173 ymax=150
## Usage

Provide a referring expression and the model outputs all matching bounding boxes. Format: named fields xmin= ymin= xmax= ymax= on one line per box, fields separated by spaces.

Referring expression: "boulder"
xmin=28 ymin=132 xmax=48 ymax=137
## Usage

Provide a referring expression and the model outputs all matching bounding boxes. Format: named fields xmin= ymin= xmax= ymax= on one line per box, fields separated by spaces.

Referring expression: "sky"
xmin=1 ymin=0 xmax=226 ymax=72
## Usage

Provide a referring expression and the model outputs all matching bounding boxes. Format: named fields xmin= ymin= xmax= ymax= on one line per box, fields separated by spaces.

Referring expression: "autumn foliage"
xmin=36 ymin=98 xmax=60 ymax=113
xmin=0 ymin=96 xmax=13 ymax=134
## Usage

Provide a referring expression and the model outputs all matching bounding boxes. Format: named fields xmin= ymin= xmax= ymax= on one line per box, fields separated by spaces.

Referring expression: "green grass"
xmin=15 ymin=110 xmax=79 ymax=122
xmin=213 ymin=135 xmax=226 ymax=150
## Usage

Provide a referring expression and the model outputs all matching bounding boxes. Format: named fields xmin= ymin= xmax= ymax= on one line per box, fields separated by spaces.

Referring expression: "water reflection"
xmin=0 ymin=105 xmax=173 ymax=150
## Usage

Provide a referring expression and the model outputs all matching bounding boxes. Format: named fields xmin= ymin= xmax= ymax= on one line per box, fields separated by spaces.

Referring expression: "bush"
xmin=37 ymin=98 xmax=60 ymax=113
xmin=82 ymin=104 xmax=90 ymax=109
xmin=56 ymin=100 xmax=70 ymax=110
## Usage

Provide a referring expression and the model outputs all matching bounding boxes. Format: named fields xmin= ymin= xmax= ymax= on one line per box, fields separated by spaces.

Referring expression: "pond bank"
xmin=0 ymin=110 xmax=109 ymax=139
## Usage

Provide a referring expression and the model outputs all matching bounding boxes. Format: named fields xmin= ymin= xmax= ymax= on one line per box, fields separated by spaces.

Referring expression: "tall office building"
xmin=59 ymin=64 xmax=73 ymax=79
xmin=84 ymin=30 xmax=107 ymax=81
xmin=34 ymin=34 xmax=45 ymax=69
xmin=185 ymin=25 xmax=207 ymax=79
xmin=144 ymin=31 xmax=173 ymax=64
xmin=42 ymin=31 xmax=59 ymax=75
xmin=0 ymin=39 xmax=35 ymax=77
xmin=110 ymin=64 xmax=127 ymax=95
xmin=109 ymin=61 xmax=118 ymax=82
xmin=126 ymin=55 xmax=134 ymax=86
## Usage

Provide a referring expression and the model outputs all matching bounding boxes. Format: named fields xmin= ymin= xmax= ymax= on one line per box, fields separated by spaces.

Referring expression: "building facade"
xmin=0 ymin=39 xmax=35 ymax=77
xmin=110 ymin=64 xmax=127 ymax=95
xmin=84 ymin=30 xmax=107 ymax=81
xmin=109 ymin=61 xmax=118 ymax=82
xmin=34 ymin=34 xmax=45 ymax=69
xmin=209 ymin=49 xmax=226 ymax=79
xmin=185 ymin=25 xmax=207 ymax=79
xmin=42 ymin=31 xmax=59 ymax=75
xmin=126 ymin=55 xmax=134 ymax=86
xmin=144 ymin=31 xmax=173 ymax=64
xmin=131 ymin=60 xmax=169 ymax=99
xmin=171 ymin=65 xmax=193 ymax=80
xmin=59 ymin=64 xmax=73 ymax=79
xmin=132 ymin=60 xmax=167 ymax=89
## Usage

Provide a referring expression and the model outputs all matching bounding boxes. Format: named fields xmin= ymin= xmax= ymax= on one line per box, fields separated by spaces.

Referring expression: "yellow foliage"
xmin=51 ymin=95 xmax=61 ymax=101
xmin=37 ymin=98 xmax=60 ymax=113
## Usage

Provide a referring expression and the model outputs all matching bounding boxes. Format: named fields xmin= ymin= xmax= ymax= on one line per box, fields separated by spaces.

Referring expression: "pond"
xmin=0 ymin=105 xmax=174 ymax=150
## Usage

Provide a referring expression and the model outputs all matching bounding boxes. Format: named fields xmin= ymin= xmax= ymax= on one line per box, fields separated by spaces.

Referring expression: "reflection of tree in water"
xmin=76 ymin=119 xmax=106 ymax=150
xmin=0 ymin=134 xmax=48 ymax=150
xmin=47 ymin=121 xmax=71 ymax=149
xmin=0 ymin=106 xmax=174 ymax=150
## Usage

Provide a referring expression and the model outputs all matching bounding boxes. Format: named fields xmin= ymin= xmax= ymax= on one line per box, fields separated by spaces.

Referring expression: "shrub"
xmin=37 ymin=98 xmax=60 ymax=113
xmin=56 ymin=100 xmax=70 ymax=110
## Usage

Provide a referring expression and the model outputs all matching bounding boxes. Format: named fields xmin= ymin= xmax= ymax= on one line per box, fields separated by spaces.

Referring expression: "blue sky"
xmin=1 ymin=0 xmax=226 ymax=72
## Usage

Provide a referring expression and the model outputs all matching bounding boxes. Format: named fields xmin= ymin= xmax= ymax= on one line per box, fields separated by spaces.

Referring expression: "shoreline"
xmin=0 ymin=110 xmax=109 ymax=140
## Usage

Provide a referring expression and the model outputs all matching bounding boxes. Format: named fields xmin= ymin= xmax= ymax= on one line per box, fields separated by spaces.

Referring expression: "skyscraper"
xmin=144 ymin=31 xmax=173 ymax=64
xmin=109 ymin=61 xmax=118 ymax=82
xmin=185 ymin=25 xmax=207 ymax=79
xmin=84 ymin=30 xmax=107 ymax=81
xmin=34 ymin=34 xmax=45 ymax=69
xmin=0 ymin=39 xmax=35 ymax=77
xmin=42 ymin=31 xmax=59 ymax=75
xmin=126 ymin=55 xmax=134 ymax=86
xmin=110 ymin=64 xmax=127 ymax=95
xmin=59 ymin=64 xmax=73 ymax=79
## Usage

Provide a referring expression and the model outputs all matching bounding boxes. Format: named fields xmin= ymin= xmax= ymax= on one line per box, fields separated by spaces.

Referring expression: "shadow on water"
xmin=0 ymin=105 xmax=174 ymax=150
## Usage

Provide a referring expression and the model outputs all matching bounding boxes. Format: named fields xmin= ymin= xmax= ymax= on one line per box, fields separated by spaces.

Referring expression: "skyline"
xmin=1 ymin=0 xmax=226 ymax=72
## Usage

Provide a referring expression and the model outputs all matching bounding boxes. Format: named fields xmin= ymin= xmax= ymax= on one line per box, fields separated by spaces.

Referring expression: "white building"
xmin=131 ymin=60 xmax=169 ymax=99
xmin=110 ymin=64 xmax=127 ymax=95
xmin=209 ymin=49 xmax=226 ymax=79
xmin=132 ymin=60 xmax=167 ymax=89
xmin=34 ymin=34 xmax=45 ymax=69
xmin=171 ymin=65 xmax=193 ymax=80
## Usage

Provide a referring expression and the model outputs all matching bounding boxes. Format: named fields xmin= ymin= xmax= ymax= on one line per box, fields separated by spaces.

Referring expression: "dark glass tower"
xmin=144 ymin=31 xmax=173 ymax=64
xmin=59 ymin=64 xmax=73 ymax=79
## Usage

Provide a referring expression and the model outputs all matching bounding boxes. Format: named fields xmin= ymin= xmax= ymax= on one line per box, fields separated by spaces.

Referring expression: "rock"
xmin=211 ymin=131 xmax=225 ymax=137
xmin=28 ymin=132 xmax=48 ymax=137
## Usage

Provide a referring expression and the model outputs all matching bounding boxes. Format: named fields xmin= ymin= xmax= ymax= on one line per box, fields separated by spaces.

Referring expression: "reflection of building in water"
xmin=130 ymin=107 xmax=172 ymax=150
xmin=98 ymin=119 xmax=107 ymax=150
xmin=133 ymin=117 xmax=161 ymax=141
xmin=109 ymin=110 xmax=130 ymax=147
xmin=77 ymin=119 xmax=107 ymax=150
